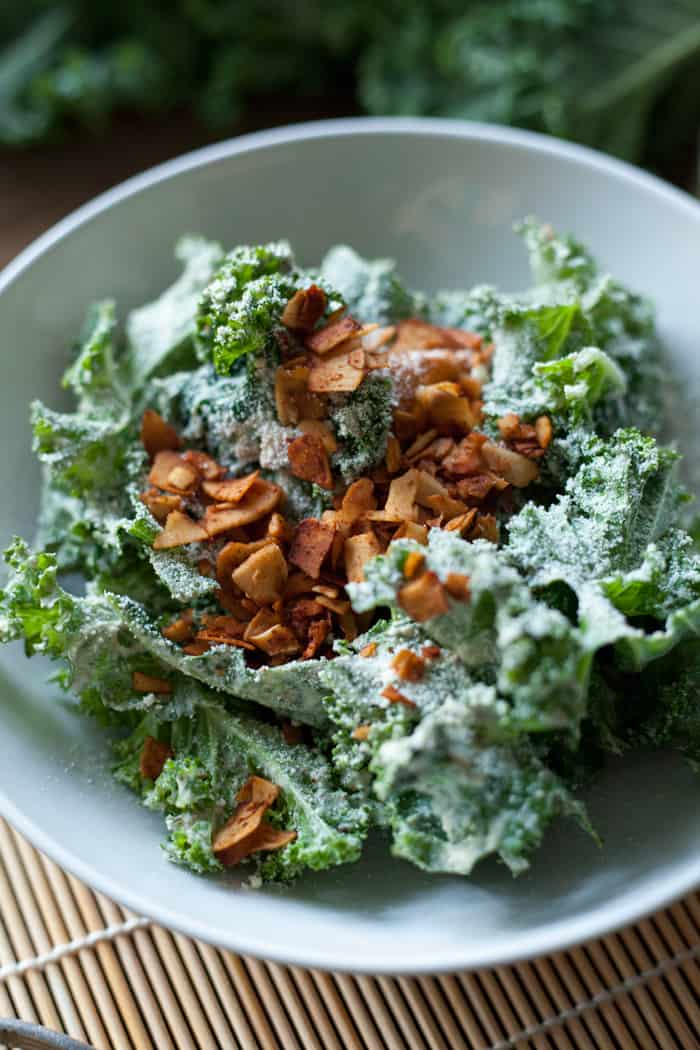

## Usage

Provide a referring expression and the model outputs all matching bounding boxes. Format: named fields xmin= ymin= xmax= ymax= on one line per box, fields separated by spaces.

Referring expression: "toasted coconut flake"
xmin=497 ymin=412 xmax=521 ymax=440
xmin=283 ymin=572 xmax=317 ymax=600
xmin=381 ymin=684 xmax=417 ymax=709
xmin=216 ymin=538 xmax=271 ymax=586
xmin=360 ymin=642 xmax=377 ymax=658
xmin=287 ymin=432 xmax=334 ymax=490
xmin=166 ymin=461 xmax=200 ymax=492
xmin=444 ymin=573 xmax=471 ymax=602
xmin=398 ymin=571 xmax=449 ymax=622
xmin=392 ymin=319 xmax=469 ymax=352
xmin=202 ymin=471 xmax=260 ymax=504
xmin=444 ymin=508 xmax=478 ymax=536
xmin=181 ymin=449 xmax=225 ymax=480
xmin=455 ymin=474 xmax=499 ymax=504
xmin=393 ymin=521 xmax=429 ymax=545
xmin=204 ymin=480 xmax=281 ymax=534
xmin=139 ymin=736 xmax=173 ymax=780
xmin=384 ymin=470 xmax=419 ymax=521
xmin=275 ymin=360 xmax=310 ymax=425
xmin=415 ymin=384 xmax=476 ymax=432
xmin=196 ymin=630 xmax=255 ymax=650
xmin=232 ymin=543 xmax=288 ymax=605
xmin=140 ymin=409 xmax=181 ymax=459
xmin=312 ymin=582 xmax=339 ymax=598
xmin=363 ymin=325 xmax=396 ymax=351
xmin=338 ymin=606 xmax=358 ymax=641
xmin=404 ymin=429 xmax=439 ymax=462
xmin=481 ymin=441 xmax=539 ymax=487
xmin=471 ymin=513 xmax=499 ymax=543
xmin=281 ymin=284 xmax=328 ymax=332
xmin=182 ymin=639 xmax=212 ymax=656
xmin=442 ymin=433 xmax=487 ymax=477
xmin=244 ymin=608 xmax=280 ymax=642
xmin=414 ymin=470 xmax=448 ymax=506
xmin=392 ymin=409 xmax=421 ymax=442
xmin=441 ymin=327 xmax=483 ymax=350
xmin=198 ymin=558 xmax=215 ymax=577
xmin=266 ymin=512 xmax=291 ymax=542
xmin=385 ymin=435 xmax=402 ymax=474
xmin=289 ymin=518 xmax=335 ymax=578
xmin=161 ymin=610 xmax=194 ymax=644
xmin=352 ymin=724 xmax=371 ymax=741
xmin=344 ymin=531 xmax=382 ymax=583
xmin=140 ymin=488 xmax=184 ymax=523
xmin=338 ymin=478 xmax=376 ymax=526
xmin=219 ymin=822 xmax=296 ymax=866
xmin=535 ymin=415 xmax=553 ymax=449
xmin=301 ymin=617 xmax=331 ymax=659
xmin=305 ymin=315 xmax=361 ymax=354
xmin=422 ymin=644 xmax=441 ymax=660
xmin=298 ymin=419 xmax=338 ymax=453
xmin=391 ymin=649 xmax=425 ymax=682
xmin=403 ymin=550 xmax=425 ymax=579
xmin=249 ymin=623 xmax=301 ymax=657
xmin=132 ymin=671 xmax=172 ymax=694
xmin=153 ymin=510 xmax=208 ymax=550
xmin=308 ymin=345 xmax=366 ymax=393
xmin=315 ymin=594 xmax=350 ymax=615
xmin=201 ymin=613 xmax=247 ymax=637
xmin=427 ymin=493 xmax=468 ymax=520
xmin=148 ymin=450 xmax=189 ymax=492
xmin=213 ymin=776 xmax=281 ymax=866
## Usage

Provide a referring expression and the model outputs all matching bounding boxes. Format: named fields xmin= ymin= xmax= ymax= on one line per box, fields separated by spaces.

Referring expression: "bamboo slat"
xmin=1 ymin=819 xmax=699 ymax=1050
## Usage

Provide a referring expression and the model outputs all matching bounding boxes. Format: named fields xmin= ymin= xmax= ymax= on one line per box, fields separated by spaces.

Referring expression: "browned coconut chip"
xmin=161 ymin=609 xmax=195 ymax=643
xmin=232 ymin=544 xmax=288 ymax=605
xmin=307 ymin=345 xmax=366 ymax=393
xmin=381 ymin=684 xmax=417 ymax=709
xmin=202 ymin=470 xmax=260 ymax=503
xmin=402 ymin=551 xmax=425 ymax=580
xmin=297 ymin=419 xmax=338 ymax=453
xmin=139 ymin=736 xmax=173 ymax=780
xmin=305 ymin=315 xmax=361 ymax=354
xmin=391 ymin=649 xmax=425 ymax=682
xmin=480 ymin=440 xmax=539 ymax=487
xmin=287 ymin=432 xmax=334 ymax=490
xmin=535 ymin=415 xmax=553 ymax=449
xmin=203 ymin=480 xmax=281 ymax=534
xmin=140 ymin=488 xmax=184 ymax=523
xmin=352 ymin=724 xmax=371 ymax=741
xmin=444 ymin=572 xmax=471 ymax=602
xmin=132 ymin=671 xmax=172 ymax=694
xmin=398 ymin=571 xmax=450 ymax=622
xmin=148 ymin=450 xmax=199 ymax=493
xmin=281 ymin=284 xmax=328 ymax=332
xmin=212 ymin=775 xmax=281 ymax=866
xmin=344 ymin=531 xmax=382 ymax=583
xmin=181 ymin=449 xmax=226 ymax=480
xmin=153 ymin=510 xmax=209 ymax=550
xmin=288 ymin=518 xmax=335 ymax=578
xmin=140 ymin=409 xmax=181 ymax=459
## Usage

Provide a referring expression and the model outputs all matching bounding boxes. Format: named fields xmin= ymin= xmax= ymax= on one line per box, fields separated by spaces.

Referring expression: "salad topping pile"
xmin=2 ymin=221 xmax=698 ymax=883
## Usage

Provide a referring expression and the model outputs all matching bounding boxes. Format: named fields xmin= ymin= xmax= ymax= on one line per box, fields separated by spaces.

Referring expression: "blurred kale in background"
xmin=2 ymin=0 xmax=700 ymax=179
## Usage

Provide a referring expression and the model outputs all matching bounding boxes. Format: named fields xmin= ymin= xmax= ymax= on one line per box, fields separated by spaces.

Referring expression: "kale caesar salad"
xmin=2 ymin=220 xmax=699 ymax=884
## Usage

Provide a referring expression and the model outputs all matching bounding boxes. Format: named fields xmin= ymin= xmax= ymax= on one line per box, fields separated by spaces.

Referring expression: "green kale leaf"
xmin=126 ymin=236 xmax=224 ymax=390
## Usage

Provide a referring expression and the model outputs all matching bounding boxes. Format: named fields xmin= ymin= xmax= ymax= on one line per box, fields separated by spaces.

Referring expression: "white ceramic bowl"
xmin=1 ymin=119 xmax=699 ymax=975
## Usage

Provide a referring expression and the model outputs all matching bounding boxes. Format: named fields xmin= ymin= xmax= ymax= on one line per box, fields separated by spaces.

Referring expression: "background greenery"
xmin=2 ymin=2 xmax=700 ymax=187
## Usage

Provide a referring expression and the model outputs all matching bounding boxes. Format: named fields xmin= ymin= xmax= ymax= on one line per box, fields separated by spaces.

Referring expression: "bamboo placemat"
xmin=1 ymin=820 xmax=699 ymax=1049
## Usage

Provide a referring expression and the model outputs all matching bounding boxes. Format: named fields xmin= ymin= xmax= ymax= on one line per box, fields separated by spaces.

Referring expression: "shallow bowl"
xmin=1 ymin=118 xmax=699 ymax=974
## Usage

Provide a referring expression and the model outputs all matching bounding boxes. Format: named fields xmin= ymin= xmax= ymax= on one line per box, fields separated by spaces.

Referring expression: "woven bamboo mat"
xmin=1 ymin=820 xmax=699 ymax=1049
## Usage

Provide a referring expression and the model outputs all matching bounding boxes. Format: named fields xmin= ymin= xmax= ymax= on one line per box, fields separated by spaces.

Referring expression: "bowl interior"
xmin=1 ymin=120 xmax=699 ymax=973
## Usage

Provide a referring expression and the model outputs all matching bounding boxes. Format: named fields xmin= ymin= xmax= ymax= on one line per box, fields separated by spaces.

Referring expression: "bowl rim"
xmin=1 ymin=116 xmax=699 ymax=975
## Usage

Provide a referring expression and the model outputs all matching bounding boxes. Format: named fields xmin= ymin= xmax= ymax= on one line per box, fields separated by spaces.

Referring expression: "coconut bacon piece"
xmin=153 ymin=510 xmax=208 ymax=550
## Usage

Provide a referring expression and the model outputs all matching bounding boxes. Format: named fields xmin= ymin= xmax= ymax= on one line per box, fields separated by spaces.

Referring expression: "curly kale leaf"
xmin=349 ymin=529 xmax=592 ymax=734
xmin=507 ymin=430 xmax=700 ymax=670
xmin=330 ymin=373 xmax=393 ymax=481
xmin=139 ymin=699 xmax=367 ymax=879
xmin=509 ymin=220 xmax=665 ymax=434
xmin=628 ymin=642 xmax=700 ymax=771
xmin=533 ymin=346 xmax=627 ymax=421
xmin=372 ymin=688 xmax=589 ymax=876
xmin=320 ymin=244 xmax=422 ymax=324
xmin=195 ymin=242 xmax=294 ymax=370
xmin=126 ymin=236 xmax=223 ymax=390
